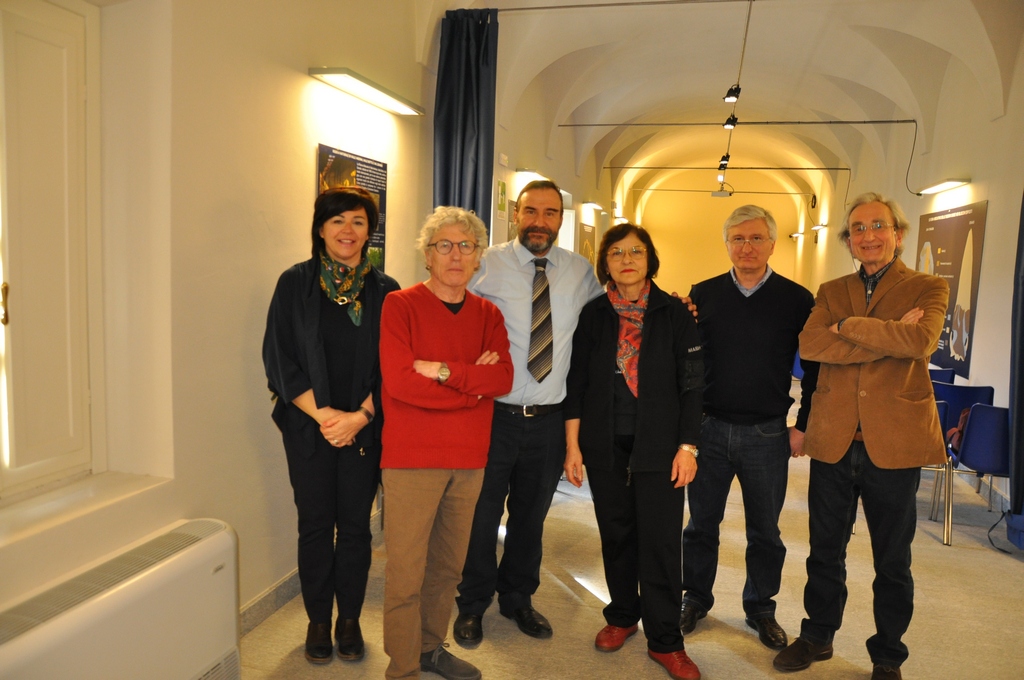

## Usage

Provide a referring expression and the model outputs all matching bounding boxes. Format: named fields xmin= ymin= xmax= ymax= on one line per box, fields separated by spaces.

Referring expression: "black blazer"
xmin=565 ymin=280 xmax=704 ymax=472
xmin=262 ymin=257 xmax=400 ymax=455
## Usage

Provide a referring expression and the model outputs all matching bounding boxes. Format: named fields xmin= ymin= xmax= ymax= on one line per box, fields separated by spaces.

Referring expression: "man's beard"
xmin=519 ymin=226 xmax=556 ymax=254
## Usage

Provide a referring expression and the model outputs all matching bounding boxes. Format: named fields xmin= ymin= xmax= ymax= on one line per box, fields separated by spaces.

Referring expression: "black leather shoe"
xmin=679 ymin=600 xmax=707 ymax=635
xmin=335 ymin=618 xmax=364 ymax=661
xmin=871 ymin=664 xmax=903 ymax=680
xmin=453 ymin=612 xmax=483 ymax=647
xmin=304 ymin=622 xmax=333 ymax=664
xmin=773 ymin=637 xmax=834 ymax=672
xmin=745 ymin=616 xmax=788 ymax=650
xmin=501 ymin=606 xmax=553 ymax=638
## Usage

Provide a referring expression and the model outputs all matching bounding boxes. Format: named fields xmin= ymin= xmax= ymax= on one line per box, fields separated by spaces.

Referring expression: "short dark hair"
xmin=310 ymin=186 xmax=380 ymax=259
xmin=596 ymin=223 xmax=660 ymax=285
xmin=515 ymin=179 xmax=564 ymax=216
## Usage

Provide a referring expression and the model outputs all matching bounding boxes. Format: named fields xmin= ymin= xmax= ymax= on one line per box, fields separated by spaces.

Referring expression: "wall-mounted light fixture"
xmin=918 ymin=179 xmax=970 ymax=195
xmin=583 ymin=202 xmax=603 ymax=211
xmin=308 ymin=67 xmax=424 ymax=116
xmin=790 ymin=232 xmax=804 ymax=241
xmin=811 ymin=223 xmax=826 ymax=244
xmin=723 ymin=114 xmax=738 ymax=130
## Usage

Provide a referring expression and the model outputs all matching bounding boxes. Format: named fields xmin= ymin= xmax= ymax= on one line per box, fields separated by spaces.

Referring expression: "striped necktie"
xmin=528 ymin=258 xmax=553 ymax=382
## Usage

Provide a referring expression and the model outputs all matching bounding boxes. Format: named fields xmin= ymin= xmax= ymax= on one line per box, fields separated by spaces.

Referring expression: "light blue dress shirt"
xmin=730 ymin=264 xmax=773 ymax=297
xmin=470 ymin=238 xmax=604 ymax=406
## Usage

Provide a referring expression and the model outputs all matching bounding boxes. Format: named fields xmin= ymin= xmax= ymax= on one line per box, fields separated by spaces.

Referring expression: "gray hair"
xmin=416 ymin=206 xmax=488 ymax=255
xmin=839 ymin=192 xmax=910 ymax=257
xmin=722 ymin=205 xmax=778 ymax=242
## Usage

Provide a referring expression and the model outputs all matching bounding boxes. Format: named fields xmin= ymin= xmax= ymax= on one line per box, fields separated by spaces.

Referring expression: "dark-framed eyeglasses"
xmin=608 ymin=246 xmax=647 ymax=261
xmin=850 ymin=221 xmax=894 ymax=236
xmin=427 ymin=239 xmax=480 ymax=255
xmin=727 ymin=235 xmax=771 ymax=248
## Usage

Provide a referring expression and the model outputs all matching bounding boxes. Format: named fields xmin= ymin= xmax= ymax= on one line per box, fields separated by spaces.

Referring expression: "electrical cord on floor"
xmin=987 ymin=510 xmax=1012 ymax=554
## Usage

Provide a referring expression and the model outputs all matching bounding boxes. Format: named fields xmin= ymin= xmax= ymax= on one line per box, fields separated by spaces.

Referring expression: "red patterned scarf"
xmin=607 ymin=280 xmax=650 ymax=397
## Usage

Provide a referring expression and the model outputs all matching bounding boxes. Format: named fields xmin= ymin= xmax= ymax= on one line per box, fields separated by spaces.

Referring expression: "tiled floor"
xmin=241 ymin=452 xmax=1024 ymax=679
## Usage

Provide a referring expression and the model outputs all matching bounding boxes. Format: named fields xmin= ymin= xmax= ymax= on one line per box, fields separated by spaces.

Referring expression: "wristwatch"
xmin=437 ymin=362 xmax=451 ymax=384
xmin=679 ymin=444 xmax=699 ymax=458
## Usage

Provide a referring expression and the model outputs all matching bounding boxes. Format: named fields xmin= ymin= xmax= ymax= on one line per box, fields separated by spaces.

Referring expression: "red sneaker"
xmin=594 ymin=624 xmax=638 ymax=652
xmin=648 ymin=649 xmax=701 ymax=680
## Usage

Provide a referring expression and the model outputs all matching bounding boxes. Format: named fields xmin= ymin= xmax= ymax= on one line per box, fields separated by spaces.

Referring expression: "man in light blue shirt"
xmin=454 ymin=180 xmax=603 ymax=645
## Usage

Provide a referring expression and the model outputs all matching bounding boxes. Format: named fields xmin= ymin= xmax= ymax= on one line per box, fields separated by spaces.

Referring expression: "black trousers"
xmin=587 ymin=435 xmax=686 ymax=653
xmin=456 ymin=407 xmax=566 ymax=615
xmin=284 ymin=432 xmax=381 ymax=624
xmin=800 ymin=441 xmax=921 ymax=667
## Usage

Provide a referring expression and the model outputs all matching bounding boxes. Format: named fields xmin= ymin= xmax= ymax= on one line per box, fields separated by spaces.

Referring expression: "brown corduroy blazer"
xmin=799 ymin=258 xmax=949 ymax=469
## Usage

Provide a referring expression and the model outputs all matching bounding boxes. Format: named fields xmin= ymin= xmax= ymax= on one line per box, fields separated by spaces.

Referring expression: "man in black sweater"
xmin=680 ymin=205 xmax=818 ymax=651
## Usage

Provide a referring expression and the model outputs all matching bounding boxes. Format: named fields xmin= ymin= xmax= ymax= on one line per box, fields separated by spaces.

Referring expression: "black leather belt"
xmin=495 ymin=401 xmax=563 ymax=417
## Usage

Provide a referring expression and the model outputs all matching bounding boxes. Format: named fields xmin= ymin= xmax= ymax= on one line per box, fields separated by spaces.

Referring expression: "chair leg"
xmin=988 ymin=476 xmax=994 ymax=511
xmin=929 ymin=467 xmax=944 ymax=521
xmin=943 ymin=457 xmax=953 ymax=546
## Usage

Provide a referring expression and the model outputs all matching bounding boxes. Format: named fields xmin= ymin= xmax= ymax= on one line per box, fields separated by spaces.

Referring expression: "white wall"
xmin=1 ymin=0 xmax=434 ymax=610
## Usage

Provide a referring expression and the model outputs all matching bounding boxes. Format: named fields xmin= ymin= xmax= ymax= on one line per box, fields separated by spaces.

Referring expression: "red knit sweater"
xmin=380 ymin=283 xmax=513 ymax=469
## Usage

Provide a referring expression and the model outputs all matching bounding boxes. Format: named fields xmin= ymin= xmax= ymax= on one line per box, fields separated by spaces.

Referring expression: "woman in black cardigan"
xmin=263 ymin=187 xmax=399 ymax=664
xmin=564 ymin=223 xmax=704 ymax=680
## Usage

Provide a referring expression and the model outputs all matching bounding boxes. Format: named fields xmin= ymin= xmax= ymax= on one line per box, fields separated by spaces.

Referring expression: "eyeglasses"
xmin=849 ymin=221 xmax=894 ymax=236
xmin=427 ymin=239 xmax=480 ymax=255
xmin=727 ymin=235 xmax=771 ymax=248
xmin=607 ymin=246 xmax=647 ymax=261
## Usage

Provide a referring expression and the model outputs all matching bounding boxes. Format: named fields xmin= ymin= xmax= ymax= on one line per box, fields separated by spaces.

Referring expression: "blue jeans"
xmin=682 ymin=415 xmax=790 ymax=618
xmin=800 ymin=441 xmax=920 ymax=667
xmin=456 ymin=407 xmax=566 ymax=615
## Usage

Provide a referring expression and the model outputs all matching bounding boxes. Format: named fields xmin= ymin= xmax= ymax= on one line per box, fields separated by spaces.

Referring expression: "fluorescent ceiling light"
xmin=918 ymin=179 xmax=970 ymax=195
xmin=309 ymin=67 xmax=424 ymax=116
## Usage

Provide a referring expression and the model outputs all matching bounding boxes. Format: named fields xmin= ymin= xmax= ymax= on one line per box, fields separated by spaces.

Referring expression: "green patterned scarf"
xmin=319 ymin=252 xmax=371 ymax=326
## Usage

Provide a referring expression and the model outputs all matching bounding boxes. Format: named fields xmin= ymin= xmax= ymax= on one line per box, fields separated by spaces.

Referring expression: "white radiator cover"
xmin=0 ymin=519 xmax=240 ymax=680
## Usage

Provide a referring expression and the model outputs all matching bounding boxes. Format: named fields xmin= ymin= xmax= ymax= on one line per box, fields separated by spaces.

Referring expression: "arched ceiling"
xmin=420 ymin=0 xmax=1024 ymax=216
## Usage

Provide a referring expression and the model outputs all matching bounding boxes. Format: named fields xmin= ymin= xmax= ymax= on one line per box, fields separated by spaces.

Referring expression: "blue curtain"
xmin=433 ymin=8 xmax=499 ymax=236
xmin=1008 ymin=192 xmax=1024 ymax=548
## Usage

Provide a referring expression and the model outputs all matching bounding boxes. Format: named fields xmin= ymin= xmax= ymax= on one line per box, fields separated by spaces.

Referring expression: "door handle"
xmin=1 ymin=282 xmax=7 ymax=325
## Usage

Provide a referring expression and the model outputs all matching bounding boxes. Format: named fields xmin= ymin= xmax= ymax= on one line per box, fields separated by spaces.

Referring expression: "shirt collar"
xmin=512 ymin=236 xmax=559 ymax=268
xmin=730 ymin=264 xmax=773 ymax=297
xmin=858 ymin=256 xmax=897 ymax=287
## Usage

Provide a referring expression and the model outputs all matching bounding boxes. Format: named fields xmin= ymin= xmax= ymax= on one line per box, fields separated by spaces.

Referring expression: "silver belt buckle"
xmin=522 ymin=404 xmax=537 ymax=417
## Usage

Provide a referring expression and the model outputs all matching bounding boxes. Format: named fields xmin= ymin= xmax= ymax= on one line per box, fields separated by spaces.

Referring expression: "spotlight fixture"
xmin=723 ymin=84 xmax=741 ymax=103
xmin=723 ymin=114 xmax=738 ymax=130
xmin=308 ymin=67 xmax=424 ymax=115
xmin=918 ymin=179 xmax=970 ymax=195
xmin=718 ymin=154 xmax=731 ymax=171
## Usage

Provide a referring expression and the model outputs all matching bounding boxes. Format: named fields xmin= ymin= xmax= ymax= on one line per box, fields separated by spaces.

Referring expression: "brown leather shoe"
xmin=871 ymin=664 xmax=903 ymax=680
xmin=745 ymin=616 xmax=788 ymax=650
xmin=679 ymin=600 xmax=707 ymax=635
xmin=304 ymin=622 xmax=333 ymax=664
xmin=595 ymin=624 xmax=638 ymax=652
xmin=773 ymin=637 xmax=833 ymax=672
xmin=648 ymin=649 xmax=701 ymax=680
xmin=335 ymin=618 xmax=364 ymax=661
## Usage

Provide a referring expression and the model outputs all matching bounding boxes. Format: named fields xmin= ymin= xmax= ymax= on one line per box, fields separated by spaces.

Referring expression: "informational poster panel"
xmin=579 ymin=223 xmax=597 ymax=266
xmin=916 ymin=200 xmax=987 ymax=378
xmin=317 ymin=144 xmax=387 ymax=269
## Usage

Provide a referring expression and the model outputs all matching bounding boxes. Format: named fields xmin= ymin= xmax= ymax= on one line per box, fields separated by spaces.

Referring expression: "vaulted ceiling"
xmin=419 ymin=0 xmax=1023 ymax=219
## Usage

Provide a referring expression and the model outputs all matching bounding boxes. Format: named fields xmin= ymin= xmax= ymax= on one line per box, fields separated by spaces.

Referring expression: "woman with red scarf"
xmin=564 ymin=223 xmax=705 ymax=680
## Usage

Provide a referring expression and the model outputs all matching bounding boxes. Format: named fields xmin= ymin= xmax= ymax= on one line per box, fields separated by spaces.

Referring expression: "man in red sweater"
xmin=379 ymin=206 xmax=513 ymax=680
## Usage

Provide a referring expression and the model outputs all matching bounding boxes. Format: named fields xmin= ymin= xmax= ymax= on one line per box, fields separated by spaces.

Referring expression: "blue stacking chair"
xmin=928 ymin=381 xmax=995 ymax=545
xmin=929 ymin=367 xmax=955 ymax=383
xmin=957 ymin=404 xmax=1012 ymax=512
xmin=791 ymin=349 xmax=804 ymax=380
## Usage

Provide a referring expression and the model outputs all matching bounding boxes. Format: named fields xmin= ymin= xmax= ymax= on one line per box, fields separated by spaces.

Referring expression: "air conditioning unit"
xmin=0 ymin=519 xmax=239 ymax=680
